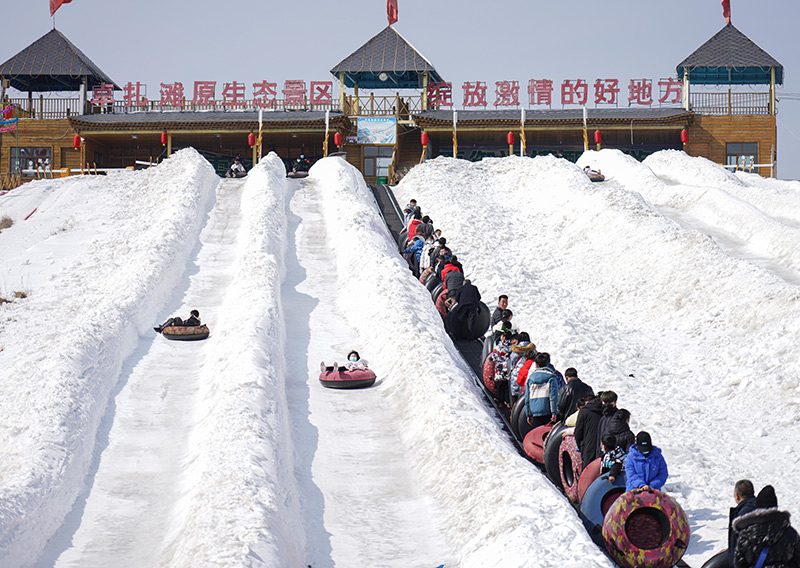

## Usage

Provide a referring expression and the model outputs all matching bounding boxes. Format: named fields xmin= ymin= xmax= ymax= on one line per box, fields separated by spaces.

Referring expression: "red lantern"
xmin=3 ymin=106 xmax=11 ymax=119
xmin=680 ymin=129 xmax=689 ymax=144
xmin=73 ymin=134 xmax=81 ymax=149
xmin=248 ymin=132 xmax=256 ymax=147
xmin=421 ymin=132 xmax=429 ymax=147
xmin=161 ymin=131 xmax=168 ymax=146
xmin=334 ymin=132 xmax=342 ymax=147
xmin=507 ymin=132 xmax=515 ymax=146
xmin=594 ymin=130 xmax=602 ymax=145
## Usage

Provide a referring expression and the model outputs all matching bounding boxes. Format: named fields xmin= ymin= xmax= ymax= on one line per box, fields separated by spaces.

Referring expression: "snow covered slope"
xmin=395 ymin=152 xmax=800 ymax=566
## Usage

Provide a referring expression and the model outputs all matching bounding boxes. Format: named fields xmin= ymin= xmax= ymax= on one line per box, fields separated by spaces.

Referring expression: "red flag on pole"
xmin=50 ymin=0 xmax=73 ymax=16
xmin=722 ymin=0 xmax=731 ymax=24
xmin=387 ymin=0 xmax=398 ymax=25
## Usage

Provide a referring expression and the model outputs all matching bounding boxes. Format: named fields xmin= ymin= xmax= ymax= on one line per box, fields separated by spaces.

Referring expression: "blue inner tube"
xmin=579 ymin=473 xmax=628 ymax=545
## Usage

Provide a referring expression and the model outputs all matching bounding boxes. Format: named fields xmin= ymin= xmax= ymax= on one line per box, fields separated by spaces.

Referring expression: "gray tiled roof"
xmin=330 ymin=26 xmax=443 ymax=89
xmin=414 ymin=108 xmax=692 ymax=125
xmin=677 ymin=23 xmax=783 ymax=84
xmin=0 ymin=29 xmax=118 ymax=92
xmin=69 ymin=110 xmax=345 ymax=130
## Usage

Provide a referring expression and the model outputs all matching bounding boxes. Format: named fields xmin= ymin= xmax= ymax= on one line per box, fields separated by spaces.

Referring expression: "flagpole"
xmin=582 ymin=106 xmax=588 ymax=151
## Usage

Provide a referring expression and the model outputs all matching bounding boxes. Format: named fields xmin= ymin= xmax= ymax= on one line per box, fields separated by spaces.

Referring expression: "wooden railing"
xmin=346 ymin=93 xmax=421 ymax=117
xmin=690 ymin=92 xmax=770 ymax=115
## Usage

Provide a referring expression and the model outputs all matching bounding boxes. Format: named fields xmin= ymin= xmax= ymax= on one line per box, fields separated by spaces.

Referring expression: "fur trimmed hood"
xmin=511 ymin=342 xmax=536 ymax=355
xmin=733 ymin=507 xmax=791 ymax=536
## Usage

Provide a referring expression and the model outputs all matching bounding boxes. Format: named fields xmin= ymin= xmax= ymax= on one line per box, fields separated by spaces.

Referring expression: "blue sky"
xmin=4 ymin=0 xmax=800 ymax=179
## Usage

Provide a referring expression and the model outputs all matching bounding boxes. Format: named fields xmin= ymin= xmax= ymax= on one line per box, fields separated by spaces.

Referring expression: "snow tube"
xmin=480 ymin=334 xmax=495 ymax=368
xmin=444 ymin=301 xmax=490 ymax=340
xmin=510 ymin=397 xmax=526 ymax=440
xmin=161 ymin=324 xmax=210 ymax=341
xmin=513 ymin=398 xmax=535 ymax=441
xmin=577 ymin=457 xmax=602 ymax=503
xmin=559 ymin=433 xmax=584 ymax=503
xmin=419 ymin=266 xmax=434 ymax=285
xmin=287 ymin=171 xmax=309 ymax=179
xmin=397 ymin=228 xmax=408 ymax=251
xmin=602 ymin=489 xmax=690 ymax=568
xmin=579 ymin=473 xmax=627 ymax=545
xmin=435 ymin=290 xmax=449 ymax=322
xmin=543 ymin=422 xmax=568 ymax=489
xmin=430 ymin=282 xmax=444 ymax=302
xmin=426 ymin=274 xmax=441 ymax=294
xmin=319 ymin=368 xmax=377 ymax=389
xmin=701 ymin=550 xmax=729 ymax=568
xmin=522 ymin=423 xmax=552 ymax=464
xmin=587 ymin=172 xmax=605 ymax=182
xmin=482 ymin=357 xmax=497 ymax=396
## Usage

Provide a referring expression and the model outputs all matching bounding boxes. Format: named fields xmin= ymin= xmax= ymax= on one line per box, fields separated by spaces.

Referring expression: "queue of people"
xmin=404 ymin=199 xmax=799 ymax=567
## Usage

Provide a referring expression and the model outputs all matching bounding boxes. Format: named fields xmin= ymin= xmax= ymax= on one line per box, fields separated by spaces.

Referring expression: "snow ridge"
xmin=0 ymin=149 xmax=218 ymax=566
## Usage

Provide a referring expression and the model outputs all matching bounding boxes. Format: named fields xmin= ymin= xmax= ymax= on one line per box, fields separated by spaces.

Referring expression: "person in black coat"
xmin=491 ymin=295 xmax=509 ymax=326
xmin=605 ymin=408 xmax=635 ymax=453
xmin=596 ymin=390 xmax=618 ymax=454
xmin=574 ymin=394 xmax=604 ymax=465
xmin=456 ymin=279 xmax=481 ymax=306
xmin=733 ymin=485 xmax=800 ymax=568
xmin=556 ymin=367 xmax=594 ymax=421
xmin=154 ymin=309 xmax=201 ymax=332
xmin=729 ymin=479 xmax=758 ymax=567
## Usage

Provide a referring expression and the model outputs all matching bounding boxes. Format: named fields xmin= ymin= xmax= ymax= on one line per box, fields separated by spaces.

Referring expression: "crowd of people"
xmin=401 ymin=198 xmax=800 ymax=568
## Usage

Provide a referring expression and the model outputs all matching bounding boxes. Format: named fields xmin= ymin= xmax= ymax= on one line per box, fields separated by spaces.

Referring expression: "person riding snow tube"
xmin=226 ymin=157 xmax=247 ymax=178
xmin=319 ymin=351 xmax=376 ymax=389
xmin=602 ymin=488 xmax=690 ymax=568
xmin=155 ymin=309 xmax=209 ymax=340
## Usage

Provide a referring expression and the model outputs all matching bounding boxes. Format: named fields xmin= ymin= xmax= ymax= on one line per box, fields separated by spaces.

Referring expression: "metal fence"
xmin=689 ymin=92 xmax=770 ymax=115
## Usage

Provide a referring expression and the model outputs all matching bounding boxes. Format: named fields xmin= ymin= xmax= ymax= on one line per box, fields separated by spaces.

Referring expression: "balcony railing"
xmin=689 ymin=92 xmax=770 ymax=115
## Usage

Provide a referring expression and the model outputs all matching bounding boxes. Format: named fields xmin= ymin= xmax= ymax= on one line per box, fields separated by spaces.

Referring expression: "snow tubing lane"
xmin=559 ymin=434 xmax=583 ymax=503
xmin=543 ymin=422 xmax=569 ymax=490
xmin=577 ymin=458 xmax=603 ymax=503
xmin=430 ymin=282 xmax=444 ymax=303
xmin=522 ymin=423 xmax=552 ymax=464
xmin=161 ymin=325 xmax=210 ymax=341
xmin=319 ymin=369 xmax=377 ymax=389
xmin=701 ymin=550 xmax=729 ymax=568
xmin=482 ymin=357 xmax=497 ymax=396
xmin=602 ymin=489 xmax=690 ymax=568
xmin=444 ymin=301 xmax=490 ymax=340
xmin=579 ymin=473 xmax=627 ymax=544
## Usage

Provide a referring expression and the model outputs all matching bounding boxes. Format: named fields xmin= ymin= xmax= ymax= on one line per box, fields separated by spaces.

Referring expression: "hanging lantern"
xmin=73 ymin=134 xmax=81 ymax=149
xmin=594 ymin=130 xmax=602 ymax=145
xmin=507 ymin=132 xmax=515 ymax=146
xmin=3 ymin=106 xmax=11 ymax=119
xmin=421 ymin=132 xmax=429 ymax=147
xmin=680 ymin=129 xmax=689 ymax=144
xmin=248 ymin=132 xmax=256 ymax=147
xmin=334 ymin=132 xmax=342 ymax=147
xmin=161 ymin=131 xmax=168 ymax=146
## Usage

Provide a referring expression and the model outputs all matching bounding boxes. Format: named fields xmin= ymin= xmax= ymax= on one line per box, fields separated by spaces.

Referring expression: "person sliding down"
xmin=154 ymin=309 xmax=201 ymax=333
xmin=320 ymin=350 xmax=369 ymax=373
xmin=227 ymin=157 xmax=246 ymax=178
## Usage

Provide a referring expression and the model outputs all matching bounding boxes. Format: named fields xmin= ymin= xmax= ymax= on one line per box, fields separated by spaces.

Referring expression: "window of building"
xmin=726 ymin=142 xmax=757 ymax=169
xmin=11 ymin=147 xmax=51 ymax=175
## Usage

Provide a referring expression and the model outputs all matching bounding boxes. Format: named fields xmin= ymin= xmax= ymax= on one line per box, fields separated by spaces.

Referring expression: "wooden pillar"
xmin=769 ymin=67 xmax=776 ymax=115
xmin=682 ymin=69 xmax=690 ymax=111
xmin=422 ymin=71 xmax=429 ymax=111
xmin=339 ymin=72 xmax=345 ymax=112
xmin=167 ymin=133 xmax=172 ymax=157
xmin=354 ymin=84 xmax=359 ymax=115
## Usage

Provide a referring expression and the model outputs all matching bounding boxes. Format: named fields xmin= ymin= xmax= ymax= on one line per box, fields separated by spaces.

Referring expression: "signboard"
xmin=357 ymin=117 xmax=396 ymax=144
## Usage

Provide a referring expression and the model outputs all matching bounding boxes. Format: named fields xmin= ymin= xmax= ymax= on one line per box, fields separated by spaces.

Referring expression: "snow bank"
xmin=395 ymin=154 xmax=800 ymax=565
xmin=0 ymin=149 xmax=218 ymax=565
xmin=166 ymin=154 xmax=305 ymax=566
xmin=310 ymin=156 xmax=611 ymax=567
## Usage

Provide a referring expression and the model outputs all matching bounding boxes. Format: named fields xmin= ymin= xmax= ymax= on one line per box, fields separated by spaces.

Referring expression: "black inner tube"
xmin=562 ymin=450 xmax=575 ymax=488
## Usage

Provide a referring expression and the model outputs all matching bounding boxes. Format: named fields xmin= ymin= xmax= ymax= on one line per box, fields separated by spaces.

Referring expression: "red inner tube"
xmin=626 ymin=507 xmax=667 ymax=550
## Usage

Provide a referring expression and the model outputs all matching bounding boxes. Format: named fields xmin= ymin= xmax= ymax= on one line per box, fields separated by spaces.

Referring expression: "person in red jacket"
xmin=516 ymin=349 xmax=537 ymax=390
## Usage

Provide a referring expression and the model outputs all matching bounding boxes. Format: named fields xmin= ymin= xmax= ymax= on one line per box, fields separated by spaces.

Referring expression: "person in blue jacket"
xmin=625 ymin=431 xmax=668 ymax=492
xmin=523 ymin=352 xmax=560 ymax=429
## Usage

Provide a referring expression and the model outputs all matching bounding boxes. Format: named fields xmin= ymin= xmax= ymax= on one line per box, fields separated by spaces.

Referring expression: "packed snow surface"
xmin=0 ymin=146 xmax=797 ymax=567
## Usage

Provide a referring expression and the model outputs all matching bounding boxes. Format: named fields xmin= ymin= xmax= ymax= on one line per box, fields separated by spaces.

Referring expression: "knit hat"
xmin=756 ymin=485 xmax=778 ymax=509
xmin=636 ymin=431 xmax=653 ymax=454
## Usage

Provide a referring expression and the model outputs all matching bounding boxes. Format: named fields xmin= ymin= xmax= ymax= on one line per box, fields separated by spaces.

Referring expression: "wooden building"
xmin=0 ymin=23 xmax=785 ymax=188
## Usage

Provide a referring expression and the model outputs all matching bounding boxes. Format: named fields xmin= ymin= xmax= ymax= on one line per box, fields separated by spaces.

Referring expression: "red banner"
xmin=50 ymin=0 xmax=73 ymax=16
xmin=387 ymin=0 xmax=398 ymax=25
xmin=722 ymin=0 xmax=731 ymax=24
